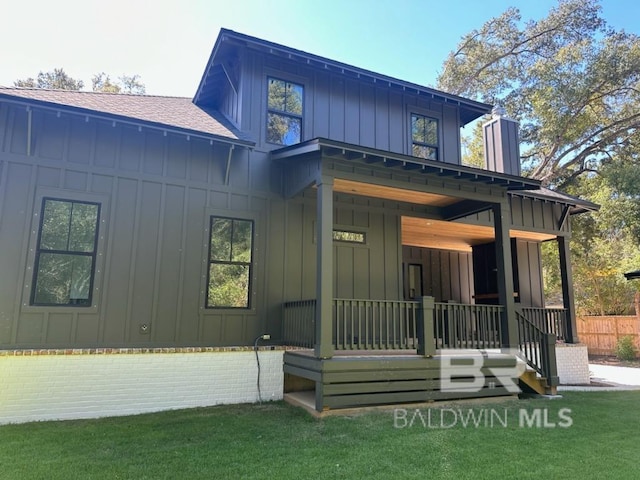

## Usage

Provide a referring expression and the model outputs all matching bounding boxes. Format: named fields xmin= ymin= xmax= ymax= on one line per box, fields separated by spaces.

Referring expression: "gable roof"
xmin=194 ymin=28 xmax=492 ymax=125
xmin=0 ymin=87 xmax=254 ymax=146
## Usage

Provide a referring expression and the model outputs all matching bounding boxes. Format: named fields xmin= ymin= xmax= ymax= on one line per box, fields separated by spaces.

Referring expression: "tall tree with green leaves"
xmin=15 ymin=69 xmax=146 ymax=94
xmin=437 ymin=0 xmax=640 ymax=313
xmin=437 ymin=0 xmax=640 ymax=189
xmin=14 ymin=68 xmax=84 ymax=90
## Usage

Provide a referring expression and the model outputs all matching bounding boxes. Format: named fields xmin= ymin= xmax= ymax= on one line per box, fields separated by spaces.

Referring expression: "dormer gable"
xmin=193 ymin=29 xmax=495 ymax=166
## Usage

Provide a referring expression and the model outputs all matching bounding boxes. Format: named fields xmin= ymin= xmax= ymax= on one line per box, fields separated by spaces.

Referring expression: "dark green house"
xmin=0 ymin=29 xmax=596 ymax=422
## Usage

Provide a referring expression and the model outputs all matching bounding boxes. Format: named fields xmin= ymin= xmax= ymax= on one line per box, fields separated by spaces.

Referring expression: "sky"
xmin=1 ymin=0 xmax=639 ymax=98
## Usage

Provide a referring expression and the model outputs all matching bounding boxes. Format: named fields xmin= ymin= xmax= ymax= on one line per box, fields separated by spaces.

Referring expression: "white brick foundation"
xmin=0 ymin=348 xmax=284 ymax=425
xmin=556 ymin=343 xmax=590 ymax=385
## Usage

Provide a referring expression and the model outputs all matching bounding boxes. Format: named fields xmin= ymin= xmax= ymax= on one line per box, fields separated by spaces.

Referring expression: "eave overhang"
xmin=511 ymin=188 xmax=600 ymax=215
xmin=0 ymin=94 xmax=255 ymax=149
xmin=624 ymin=270 xmax=640 ymax=281
xmin=194 ymin=29 xmax=492 ymax=125
xmin=271 ymin=137 xmax=542 ymax=191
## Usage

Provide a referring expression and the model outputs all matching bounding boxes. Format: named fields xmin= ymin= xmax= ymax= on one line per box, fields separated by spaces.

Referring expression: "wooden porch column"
xmin=558 ymin=235 xmax=578 ymax=343
xmin=315 ymin=176 xmax=334 ymax=359
xmin=493 ymin=201 xmax=519 ymax=349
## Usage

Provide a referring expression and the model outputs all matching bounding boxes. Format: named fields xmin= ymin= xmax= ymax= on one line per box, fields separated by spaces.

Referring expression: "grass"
xmin=0 ymin=391 xmax=638 ymax=479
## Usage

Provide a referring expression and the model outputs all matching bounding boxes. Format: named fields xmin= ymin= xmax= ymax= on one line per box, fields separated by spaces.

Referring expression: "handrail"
xmin=516 ymin=310 xmax=558 ymax=385
xmin=519 ymin=307 xmax=567 ymax=341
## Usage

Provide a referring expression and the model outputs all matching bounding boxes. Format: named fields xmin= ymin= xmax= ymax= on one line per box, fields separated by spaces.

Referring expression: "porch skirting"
xmin=0 ymin=348 xmax=285 ymax=425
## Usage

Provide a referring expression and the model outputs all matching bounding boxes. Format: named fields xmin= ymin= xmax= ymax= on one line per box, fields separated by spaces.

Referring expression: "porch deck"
xmin=283 ymin=348 xmax=521 ymax=412
xmin=282 ymin=298 xmax=562 ymax=411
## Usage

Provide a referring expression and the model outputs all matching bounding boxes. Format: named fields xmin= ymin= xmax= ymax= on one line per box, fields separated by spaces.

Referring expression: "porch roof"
xmin=271 ymin=137 xmax=542 ymax=191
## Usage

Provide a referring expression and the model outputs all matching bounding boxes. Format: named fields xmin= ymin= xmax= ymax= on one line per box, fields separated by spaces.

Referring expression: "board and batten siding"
xmin=402 ymin=246 xmax=474 ymax=304
xmin=230 ymin=49 xmax=462 ymax=164
xmin=467 ymin=195 xmax=571 ymax=236
xmin=283 ymin=195 xmax=403 ymax=303
xmin=0 ymin=103 xmax=284 ymax=348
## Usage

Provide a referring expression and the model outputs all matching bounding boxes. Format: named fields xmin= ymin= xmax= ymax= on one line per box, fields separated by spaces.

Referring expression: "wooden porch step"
xmin=518 ymin=369 xmax=557 ymax=396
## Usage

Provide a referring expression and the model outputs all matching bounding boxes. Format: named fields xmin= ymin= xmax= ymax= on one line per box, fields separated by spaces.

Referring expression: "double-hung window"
xmin=207 ymin=216 xmax=254 ymax=308
xmin=31 ymin=198 xmax=100 ymax=306
xmin=266 ymin=77 xmax=303 ymax=146
xmin=411 ymin=113 xmax=439 ymax=160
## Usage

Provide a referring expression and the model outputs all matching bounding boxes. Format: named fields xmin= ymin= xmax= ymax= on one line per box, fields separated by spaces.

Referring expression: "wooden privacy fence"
xmin=576 ymin=315 xmax=640 ymax=357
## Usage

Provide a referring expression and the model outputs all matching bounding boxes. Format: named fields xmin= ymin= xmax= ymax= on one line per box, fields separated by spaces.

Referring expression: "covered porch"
xmin=273 ymin=138 xmax=580 ymax=411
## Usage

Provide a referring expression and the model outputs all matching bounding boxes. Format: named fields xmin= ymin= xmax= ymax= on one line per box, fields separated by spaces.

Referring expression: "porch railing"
xmin=282 ymin=299 xmax=316 ymax=348
xmin=516 ymin=310 xmax=559 ymax=385
xmin=519 ymin=307 xmax=567 ymax=342
xmin=333 ymin=299 xmax=419 ymax=350
xmin=433 ymin=302 xmax=503 ymax=349
xmin=282 ymin=299 xmax=565 ymax=365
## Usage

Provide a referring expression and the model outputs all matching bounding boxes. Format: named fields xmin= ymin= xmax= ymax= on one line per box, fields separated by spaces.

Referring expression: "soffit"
xmin=401 ymin=216 xmax=556 ymax=252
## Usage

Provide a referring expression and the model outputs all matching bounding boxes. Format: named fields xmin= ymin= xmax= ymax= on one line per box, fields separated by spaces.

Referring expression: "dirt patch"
xmin=589 ymin=355 xmax=640 ymax=369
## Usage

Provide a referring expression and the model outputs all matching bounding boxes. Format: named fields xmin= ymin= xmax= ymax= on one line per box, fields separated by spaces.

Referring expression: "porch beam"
xmin=315 ymin=175 xmax=334 ymax=359
xmin=323 ymin=168 xmax=508 ymax=204
xmin=441 ymin=199 xmax=493 ymax=221
xmin=493 ymin=201 xmax=519 ymax=349
xmin=558 ymin=235 xmax=578 ymax=343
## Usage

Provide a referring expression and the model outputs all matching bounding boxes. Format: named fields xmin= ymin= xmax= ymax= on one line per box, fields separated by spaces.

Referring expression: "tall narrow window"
xmin=32 ymin=198 xmax=100 ymax=306
xmin=267 ymin=77 xmax=303 ymax=145
xmin=411 ymin=113 xmax=439 ymax=160
xmin=207 ymin=216 xmax=254 ymax=308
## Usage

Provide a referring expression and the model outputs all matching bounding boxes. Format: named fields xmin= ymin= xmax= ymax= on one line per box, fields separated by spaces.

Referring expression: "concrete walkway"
xmin=559 ymin=364 xmax=640 ymax=392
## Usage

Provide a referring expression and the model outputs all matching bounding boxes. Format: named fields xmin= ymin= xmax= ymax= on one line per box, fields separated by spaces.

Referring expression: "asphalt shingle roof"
xmin=0 ymin=87 xmax=253 ymax=145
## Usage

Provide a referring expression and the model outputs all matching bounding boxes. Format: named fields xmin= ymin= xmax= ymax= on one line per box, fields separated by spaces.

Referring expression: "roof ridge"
xmin=0 ymin=85 xmax=190 ymax=100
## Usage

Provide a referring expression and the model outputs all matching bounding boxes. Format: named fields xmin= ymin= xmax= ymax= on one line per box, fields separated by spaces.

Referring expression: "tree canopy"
xmin=14 ymin=69 xmax=145 ymax=94
xmin=438 ymin=0 xmax=640 ymax=314
xmin=437 ymin=0 xmax=640 ymax=189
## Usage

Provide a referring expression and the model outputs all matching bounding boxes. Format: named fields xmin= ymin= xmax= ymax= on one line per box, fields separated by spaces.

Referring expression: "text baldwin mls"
xmin=393 ymin=407 xmax=573 ymax=429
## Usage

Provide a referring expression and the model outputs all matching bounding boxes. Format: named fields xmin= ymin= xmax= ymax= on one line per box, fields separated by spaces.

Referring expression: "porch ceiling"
xmin=402 ymin=216 xmax=556 ymax=252
xmin=333 ymin=178 xmax=458 ymax=207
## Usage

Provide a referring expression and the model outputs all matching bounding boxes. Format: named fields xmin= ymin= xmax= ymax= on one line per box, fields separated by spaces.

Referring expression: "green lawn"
xmin=0 ymin=391 xmax=638 ymax=480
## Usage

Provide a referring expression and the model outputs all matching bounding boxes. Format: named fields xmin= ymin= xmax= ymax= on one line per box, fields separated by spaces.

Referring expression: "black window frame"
xmin=266 ymin=76 xmax=304 ymax=146
xmin=206 ymin=215 xmax=254 ymax=309
xmin=31 ymin=197 xmax=101 ymax=307
xmin=410 ymin=113 xmax=440 ymax=161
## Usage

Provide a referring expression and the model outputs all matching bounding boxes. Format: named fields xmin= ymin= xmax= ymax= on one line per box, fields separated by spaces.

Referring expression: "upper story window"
xmin=31 ymin=198 xmax=100 ymax=306
xmin=207 ymin=216 xmax=254 ymax=309
xmin=411 ymin=113 xmax=439 ymax=161
xmin=267 ymin=77 xmax=303 ymax=146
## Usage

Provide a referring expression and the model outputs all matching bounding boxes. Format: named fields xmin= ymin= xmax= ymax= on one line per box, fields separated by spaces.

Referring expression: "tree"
xmin=15 ymin=69 xmax=146 ymax=94
xmin=91 ymin=73 xmax=121 ymax=93
xmin=118 ymin=74 xmax=146 ymax=94
xmin=14 ymin=68 xmax=84 ymax=90
xmin=437 ymin=0 xmax=640 ymax=189
xmin=437 ymin=0 xmax=640 ymax=315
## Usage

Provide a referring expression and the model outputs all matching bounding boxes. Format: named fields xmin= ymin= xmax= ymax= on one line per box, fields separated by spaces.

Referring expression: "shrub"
xmin=615 ymin=335 xmax=638 ymax=361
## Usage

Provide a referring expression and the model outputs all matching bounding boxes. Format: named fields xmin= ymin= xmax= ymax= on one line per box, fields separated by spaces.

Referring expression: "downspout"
xmin=224 ymin=144 xmax=235 ymax=185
